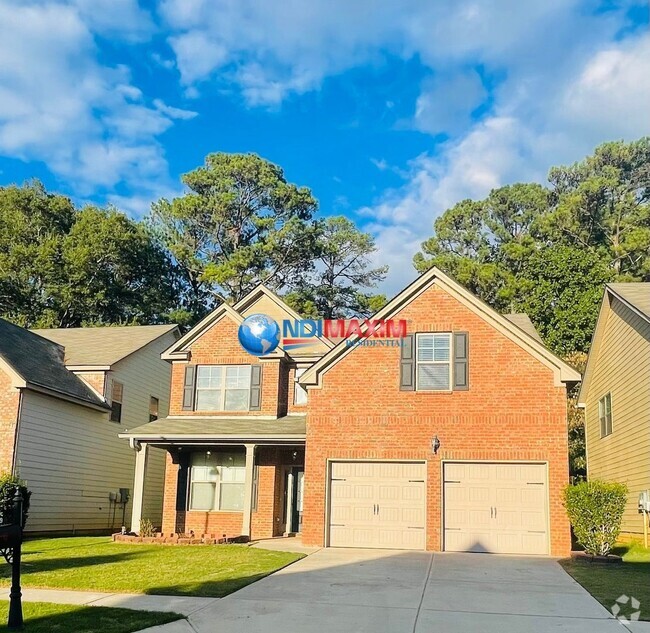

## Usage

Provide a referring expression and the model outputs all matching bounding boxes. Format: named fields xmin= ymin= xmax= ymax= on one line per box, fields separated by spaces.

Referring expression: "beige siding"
xmin=109 ymin=330 xmax=178 ymax=528
xmin=585 ymin=297 xmax=650 ymax=535
xmin=15 ymin=330 xmax=177 ymax=533
xmin=15 ymin=392 xmax=135 ymax=533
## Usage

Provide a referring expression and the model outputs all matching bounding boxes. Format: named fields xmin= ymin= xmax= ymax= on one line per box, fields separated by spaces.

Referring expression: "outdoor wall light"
xmin=292 ymin=451 xmax=298 ymax=461
xmin=432 ymin=436 xmax=441 ymax=455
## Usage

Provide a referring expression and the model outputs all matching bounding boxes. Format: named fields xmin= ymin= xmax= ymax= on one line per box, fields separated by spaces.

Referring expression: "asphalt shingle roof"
xmin=122 ymin=415 xmax=307 ymax=439
xmin=0 ymin=318 xmax=107 ymax=408
xmin=31 ymin=324 xmax=178 ymax=367
xmin=608 ymin=283 xmax=650 ymax=320
xmin=504 ymin=313 xmax=543 ymax=343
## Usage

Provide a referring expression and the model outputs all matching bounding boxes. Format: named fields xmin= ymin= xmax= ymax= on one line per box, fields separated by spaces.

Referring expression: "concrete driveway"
xmin=158 ymin=549 xmax=642 ymax=633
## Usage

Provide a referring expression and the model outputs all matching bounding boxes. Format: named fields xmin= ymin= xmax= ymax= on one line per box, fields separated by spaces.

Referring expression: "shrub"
xmin=564 ymin=480 xmax=628 ymax=556
xmin=0 ymin=472 xmax=31 ymax=529
xmin=139 ymin=518 xmax=156 ymax=537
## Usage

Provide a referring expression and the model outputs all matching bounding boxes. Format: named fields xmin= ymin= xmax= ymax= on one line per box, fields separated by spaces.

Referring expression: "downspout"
xmin=11 ymin=390 xmax=24 ymax=477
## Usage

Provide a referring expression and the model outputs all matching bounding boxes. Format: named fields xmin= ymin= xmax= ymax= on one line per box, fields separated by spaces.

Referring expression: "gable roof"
xmin=504 ymin=314 xmax=544 ymax=343
xmin=607 ymin=283 xmax=650 ymax=322
xmin=578 ymin=282 xmax=650 ymax=406
xmin=162 ymin=284 xmax=333 ymax=361
xmin=0 ymin=318 xmax=109 ymax=410
xmin=32 ymin=324 xmax=179 ymax=368
xmin=299 ymin=267 xmax=581 ymax=388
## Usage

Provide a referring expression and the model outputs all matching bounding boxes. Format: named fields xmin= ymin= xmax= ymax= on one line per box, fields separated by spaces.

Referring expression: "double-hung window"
xmin=110 ymin=381 xmax=124 ymax=423
xmin=599 ymin=393 xmax=613 ymax=437
xmin=416 ymin=333 xmax=451 ymax=391
xmin=195 ymin=365 xmax=251 ymax=411
xmin=189 ymin=451 xmax=246 ymax=511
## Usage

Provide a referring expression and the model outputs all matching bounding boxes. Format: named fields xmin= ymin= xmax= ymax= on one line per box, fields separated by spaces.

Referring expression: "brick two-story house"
xmin=121 ymin=268 xmax=580 ymax=556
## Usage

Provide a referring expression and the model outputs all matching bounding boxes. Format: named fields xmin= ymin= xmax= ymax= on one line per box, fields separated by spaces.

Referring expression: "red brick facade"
xmin=301 ymin=283 xmax=571 ymax=555
xmin=158 ymin=281 xmax=572 ymax=555
xmin=0 ymin=368 xmax=21 ymax=473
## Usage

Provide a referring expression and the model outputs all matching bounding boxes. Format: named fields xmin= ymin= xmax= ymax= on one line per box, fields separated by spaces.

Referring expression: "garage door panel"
xmin=444 ymin=462 xmax=549 ymax=556
xmin=328 ymin=461 xmax=426 ymax=550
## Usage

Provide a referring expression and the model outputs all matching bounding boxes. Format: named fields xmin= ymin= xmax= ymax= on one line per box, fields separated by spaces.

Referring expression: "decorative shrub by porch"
xmin=564 ymin=480 xmax=628 ymax=556
xmin=0 ymin=471 xmax=31 ymax=528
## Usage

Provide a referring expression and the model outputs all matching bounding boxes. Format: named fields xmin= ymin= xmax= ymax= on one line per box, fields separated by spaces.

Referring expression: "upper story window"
xmin=189 ymin=451 xmax=246 ymax=511
xmin=195 ymin=365 xmax=252 ymax=411
xmin=599 ymin=393 xmax=613 ymax=437
xmin=110 ymin=380 xmax=124 ymax=423
xmin=149 ymin=396 xmax=159 ymax=422
xmin=294 ymin=367 xmax=308 ymax=406
xmin=416 ymin=333 xmax=452 ymax=391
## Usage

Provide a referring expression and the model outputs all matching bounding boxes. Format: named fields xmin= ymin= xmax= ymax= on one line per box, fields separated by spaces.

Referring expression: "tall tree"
xmin=284 ymin=216 xmax=388 ymax=318
xmin=148 ymin=153 xmax=318 ymax=321
xmin=543 ymin=138 xmax=650 ymax=278
xmin=0 ymin=182 xmax=178 ymax=328
xmin=414 ymin=138 xmax=649 ymax=354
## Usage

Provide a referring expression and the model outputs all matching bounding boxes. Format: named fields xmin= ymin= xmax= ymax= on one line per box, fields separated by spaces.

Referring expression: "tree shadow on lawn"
xmin=144 ymin=571 xmax=274 ymax=598
xmin=0 ymin=552 xmax=140 ymax=582
xmin=0 ymin=602 xmax=182 ymax=633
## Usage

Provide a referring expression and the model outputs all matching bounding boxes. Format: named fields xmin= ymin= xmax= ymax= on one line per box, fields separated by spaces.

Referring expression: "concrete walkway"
xmin=134 ymin=549 xmax=650 ymax=633
xmin=0 ymin=587 xmax=218 ymax=617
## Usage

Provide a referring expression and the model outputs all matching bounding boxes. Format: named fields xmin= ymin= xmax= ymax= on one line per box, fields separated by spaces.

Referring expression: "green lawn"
xmin=560 ymin=541 xmax=650 ymax=621
xmin=0 ymin=601 xmax=182 ymax=633
xmin=0 ymin=537 xmax=304 ymax=597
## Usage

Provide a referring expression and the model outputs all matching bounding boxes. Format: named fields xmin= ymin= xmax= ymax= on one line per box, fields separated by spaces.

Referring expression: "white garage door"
xmin=444 ymin=462 xmax=549 ymax=555
xmin=328 ymin=461 xmax=426 ymax=550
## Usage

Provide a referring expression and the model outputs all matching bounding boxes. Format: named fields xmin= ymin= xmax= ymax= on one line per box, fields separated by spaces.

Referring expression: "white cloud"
xmin=361 ymin=31 xmax=650 ymax=293
xmin=414 ymin=70 xmax=487 ymax=136
xmin=0 ymin=1 xmax=195 ymax=195
xmin=72 ymin=0 xmax=155 ymax=42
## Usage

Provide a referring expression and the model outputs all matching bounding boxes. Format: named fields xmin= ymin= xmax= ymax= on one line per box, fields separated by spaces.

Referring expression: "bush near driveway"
xmin=560 ymin=541 xmax=650 ymax=621
xmin=0 ymin=537 xmax=304 ymax=598
xmin=0 ymin=471 xmax=31 ymax=528
xmin=564 ymin=480 xmax=628 ymax=556
xmin=0 ymin=601 xmax=182 ymax=633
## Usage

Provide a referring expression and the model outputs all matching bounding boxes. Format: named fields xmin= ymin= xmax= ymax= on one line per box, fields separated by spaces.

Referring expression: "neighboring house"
xmin=121 ymin=268 xmax=580 ymax=556
xmin=0 ymin=320 xmax=179 ymax=534
xmin=579 ymin=283 xmax=650 ymax=539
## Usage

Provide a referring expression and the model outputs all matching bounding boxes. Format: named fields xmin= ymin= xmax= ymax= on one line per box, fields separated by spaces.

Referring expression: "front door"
xmin=285 ymin=467 xmax=304 ymax=534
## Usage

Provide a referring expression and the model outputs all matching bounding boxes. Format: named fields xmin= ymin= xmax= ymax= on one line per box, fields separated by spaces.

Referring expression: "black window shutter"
xmin=182 ymin=365 xmax=196 ymax=411
xmin=250 ymin=365 xmax=262 ymax=411
xmin=453 ymin=332 xmax=469 ymax=390
xmin=176 ymin=452 xmax=190 ymax=512
xmin=400 ymin=334 xmax=415 ymax=391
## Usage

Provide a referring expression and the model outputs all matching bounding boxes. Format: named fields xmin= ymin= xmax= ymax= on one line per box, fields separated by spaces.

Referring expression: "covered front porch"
xmin=120 ymin=415 xmax=306 ymax=542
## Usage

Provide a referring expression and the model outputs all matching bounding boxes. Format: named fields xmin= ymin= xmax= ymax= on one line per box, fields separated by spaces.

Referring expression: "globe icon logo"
xmin=238 ymin=314 xmax=281 ymax=356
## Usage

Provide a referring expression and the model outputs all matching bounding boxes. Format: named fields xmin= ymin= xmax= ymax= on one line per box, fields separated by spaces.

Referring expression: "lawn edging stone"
xmin=112 ymin=532 xmax=248 ymax=545
xmin=570 ymin=550 xmax=623 ymax=564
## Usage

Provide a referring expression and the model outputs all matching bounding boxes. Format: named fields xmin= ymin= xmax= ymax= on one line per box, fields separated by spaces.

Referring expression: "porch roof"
xmin=119 ymin=414 xmax=306 ymax=444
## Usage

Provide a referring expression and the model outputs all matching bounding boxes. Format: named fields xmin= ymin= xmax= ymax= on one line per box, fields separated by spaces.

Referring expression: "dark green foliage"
xmin=284 ymin=216 xmax=388 ymax=319
xmin=0 ymin=471 xmax=31 ymax=529
xmin=415 ymin=138 xmax=650 ymax=354
xmin=0 ymin=181 xmax=178 ymax=327
xmin=564 ymin=480 xmax=628 ymax=556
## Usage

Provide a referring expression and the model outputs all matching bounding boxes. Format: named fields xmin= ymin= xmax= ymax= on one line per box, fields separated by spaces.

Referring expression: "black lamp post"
xmin=8 ymin=488 xmax=23 ymax=629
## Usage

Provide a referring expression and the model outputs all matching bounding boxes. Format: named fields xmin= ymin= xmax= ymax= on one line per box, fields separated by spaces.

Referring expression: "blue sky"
xmin=0 ymin=0 xmax=648 ymax=293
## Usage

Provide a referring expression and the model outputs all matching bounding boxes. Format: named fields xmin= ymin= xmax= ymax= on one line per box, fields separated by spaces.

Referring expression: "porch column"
xmin=130 ymin=442 xmax=148 ymax=534
xmin=241 ymin=443 xmax=256 ymax=540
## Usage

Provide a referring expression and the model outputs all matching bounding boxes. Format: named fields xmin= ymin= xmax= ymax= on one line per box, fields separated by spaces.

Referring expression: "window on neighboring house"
xmin=294 ymin=367 xmax=308 ymax=405
xmin=195 ymin=365 xmax=252 ymax=411
xmin=110 ymin=381 xmax=124 ymax=423
xmin=149 ymin=396 xmax=159 ymax=422
xmin=599 ymin=393 xmax=613 ymax=437
xmin=416 ymin=333 xmax=452 ymax=391
xmin=189 ymin=451 xmax=246 ymax=511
